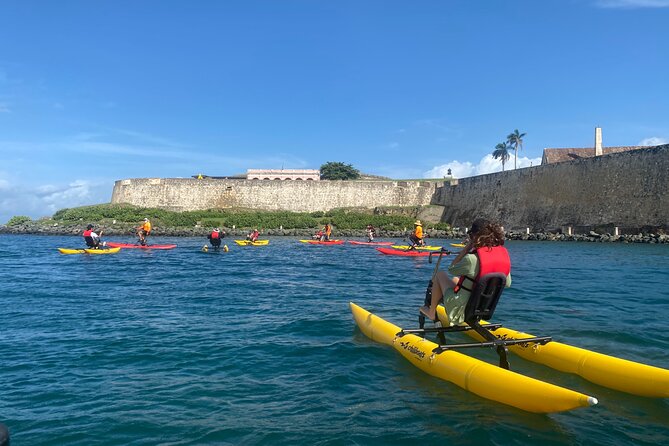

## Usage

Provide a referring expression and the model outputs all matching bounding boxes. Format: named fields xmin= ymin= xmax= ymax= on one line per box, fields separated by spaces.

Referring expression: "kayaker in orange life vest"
xmin=320 ymin=223 xmax=332 ymax=242
xmin=137 ymin=218 xmax=152 ymax=246
xmin=82 ymin=224 xmax=105 ymax=249
xmin=408 ymin=220 xmax=424 ymax=249
xmin=207 ymin=227 xmax=225 ymax=248
xmin=419 ymin=218 xmax=511 ymax=324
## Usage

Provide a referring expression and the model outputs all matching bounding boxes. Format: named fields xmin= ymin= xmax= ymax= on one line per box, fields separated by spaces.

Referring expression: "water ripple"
xmin=0 ymin=235 xmax=668 ymax=445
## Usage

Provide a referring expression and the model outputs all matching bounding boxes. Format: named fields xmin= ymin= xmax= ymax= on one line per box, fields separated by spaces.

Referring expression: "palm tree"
xmin=507 ymin=129 xmax=527 ymax=169
xmin=492 ymin=142 xmax=511 ymax=171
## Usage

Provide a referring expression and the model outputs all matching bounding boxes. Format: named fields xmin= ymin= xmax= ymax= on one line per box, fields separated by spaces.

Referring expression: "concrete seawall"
xmin=432 ymin=145 xmax=669 ymax=232
xmin=111 ymin=178 xmax=437 ymax=212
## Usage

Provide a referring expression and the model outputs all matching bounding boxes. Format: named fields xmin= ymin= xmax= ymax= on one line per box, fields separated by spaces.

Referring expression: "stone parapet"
xmin=432 ymin=145 xmax=669 ymax=233
xmin=111 ymin=178 xmax=437 ymax=212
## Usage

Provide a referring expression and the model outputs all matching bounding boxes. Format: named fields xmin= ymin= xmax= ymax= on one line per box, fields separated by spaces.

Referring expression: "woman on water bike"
xmin=419 ymin=218 xmax=511 ymax=324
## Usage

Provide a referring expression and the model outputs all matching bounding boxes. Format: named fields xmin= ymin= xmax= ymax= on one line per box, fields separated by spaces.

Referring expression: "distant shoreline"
xmin=1 ymin=223 xmax=667 ymax=244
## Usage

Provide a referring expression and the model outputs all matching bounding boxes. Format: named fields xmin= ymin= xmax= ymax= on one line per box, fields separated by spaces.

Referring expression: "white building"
xmin=246 ymin=169 xmax=320 ymax=180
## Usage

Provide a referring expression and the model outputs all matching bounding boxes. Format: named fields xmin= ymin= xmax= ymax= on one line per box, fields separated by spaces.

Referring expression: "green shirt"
xmin=442 ymin=253 xmax=512 ymax=326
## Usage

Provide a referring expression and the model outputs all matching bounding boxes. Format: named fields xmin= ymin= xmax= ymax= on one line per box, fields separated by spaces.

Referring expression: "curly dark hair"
xmin=469 ymin=218 xmax=505 ymax=248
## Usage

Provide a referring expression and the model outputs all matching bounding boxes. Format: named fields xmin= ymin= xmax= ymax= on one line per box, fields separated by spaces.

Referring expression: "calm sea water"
xmin=0 ymin=234 xmax=668 ymax=445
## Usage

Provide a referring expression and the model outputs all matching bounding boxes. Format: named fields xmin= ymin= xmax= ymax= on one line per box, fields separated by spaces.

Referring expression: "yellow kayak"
xmin=351 ymin=302 xmax=597 ymax=413
xmin=234 ymin=239 xmax=269 ymax=246
xmin=450 ymin=243 xmax=466 ymax=248
xmin=391 ymin=245 xmax=442 ymax=251
xmin=436 ymin=307 xmax=669 ymax=398
xmin=58 ymin=247 xmax=121 ymax=255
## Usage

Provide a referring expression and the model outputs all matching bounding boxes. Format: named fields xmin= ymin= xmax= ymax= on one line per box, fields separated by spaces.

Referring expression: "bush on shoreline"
xmin=6 ymin=203 xmax=452 ymax=232
xmin=6 ymin=215 xmax=32 ymax=226
xmin=3 ymin=204 xmax=668 ymax=244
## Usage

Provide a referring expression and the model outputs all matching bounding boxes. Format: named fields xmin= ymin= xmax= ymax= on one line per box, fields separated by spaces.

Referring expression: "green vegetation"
xmin=492 ymin=141 xmax=512 ymax=171
xmin=507 ymin=129 xmax=526 ymax=170
xmin=46 ymin=203 xmax=451 ymax=231
xmin=489 ymin=130 xmax=526 ymax=170
xmin=6 ymin=216 xmax=32 ymax=226
xmin=319 ymin=161 xmax=361 ymax=180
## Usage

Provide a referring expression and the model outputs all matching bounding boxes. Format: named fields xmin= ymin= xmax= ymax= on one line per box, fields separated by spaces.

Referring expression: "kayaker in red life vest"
xmin=320 ymin=223 xmax=332 ymax=242
xmin=419 ymin=218 xmax=511 ymax=324
xmin=246 ymin=229 xmax=260 ymax=242
xmin=207 ymin=228 xmax=225 ymax=248
xmin=83 ymin=224 xmax=105 ymax=249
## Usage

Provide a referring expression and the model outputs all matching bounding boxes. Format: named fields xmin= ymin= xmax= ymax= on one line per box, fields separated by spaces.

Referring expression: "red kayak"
xmin=303 ymin=240 xmax=345 ymax=245
xmin=348 ymin=241 xmax=393 ymax=246
xmin=377 ymin=247 xmax=432 ymax=256
xmin=106 ymin=242 xmax=177 ymax=250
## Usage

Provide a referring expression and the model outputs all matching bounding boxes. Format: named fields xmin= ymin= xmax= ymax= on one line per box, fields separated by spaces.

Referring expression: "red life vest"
xmin=83 ymin=229 xmax=96 ymax=246
xmin=454 ymin=245 xmax=511 ymax=293
xmin=210 ymin=231 xmax=220 ymax=240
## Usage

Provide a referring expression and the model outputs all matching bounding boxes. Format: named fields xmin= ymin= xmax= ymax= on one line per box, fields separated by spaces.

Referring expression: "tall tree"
xmin=507 ymin=129 xmax=527 ymax=170
xmin=492 ymin=142 xmax=511 ymax=171
xmin=319 ymin=161 xmax=361 ymax=180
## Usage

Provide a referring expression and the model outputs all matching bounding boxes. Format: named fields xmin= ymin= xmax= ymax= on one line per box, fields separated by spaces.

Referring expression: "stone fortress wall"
xmin=111 ymin=178 xmax=438 ymax=212
xmin=111 ymin=145 xmax=669 ymax=233
xmin=432 ymin=145 xmax=669 ymax=232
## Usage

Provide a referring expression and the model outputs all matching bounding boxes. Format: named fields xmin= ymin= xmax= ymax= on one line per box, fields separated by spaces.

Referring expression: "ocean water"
xmin=0 ymin=234 xmax=668 ymax=446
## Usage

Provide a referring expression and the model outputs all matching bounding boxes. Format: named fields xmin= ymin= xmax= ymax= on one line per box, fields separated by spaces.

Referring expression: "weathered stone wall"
xmin=111 ymin=178 xmax=437 ymax=212
xmin=432 ymin=145 xmax=669 ymax=232
xmin=111 ymin=146 xmax=668 ymax=233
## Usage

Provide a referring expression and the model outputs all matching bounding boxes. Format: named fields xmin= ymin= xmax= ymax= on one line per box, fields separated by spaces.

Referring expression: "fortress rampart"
xmin=111 ymin=145 xmax=668 ymax=233
xmin=111 ymin=178 xmax=437 ymax=212
xmin=432 ymin=145 xmax=669 ymax=232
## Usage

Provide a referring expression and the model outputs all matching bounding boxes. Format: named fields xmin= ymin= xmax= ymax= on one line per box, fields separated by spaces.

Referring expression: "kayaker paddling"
xmin=137 ymin=218 xmax=152 ymax=246
xmin=246 ymin=228 xmax=260 ymax=242
xmin=207 ymin=227 xmax=225 ymax=249
xmin=320 ymin=223 xmax=332 ymax=242
xmin=366 ymin=224 xmax=376 ymax=242
xmin=419 ymin=218 xmax=511 ymax=323
xmin=408 ymin=220 xmax=424 ymax=250
xmin=82 ymin=224 xmax=106 ymax=249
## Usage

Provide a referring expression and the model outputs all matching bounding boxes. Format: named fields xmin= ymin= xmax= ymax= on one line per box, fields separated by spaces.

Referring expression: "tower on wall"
xmin=595 ymin=127 xmax=603 ymax=156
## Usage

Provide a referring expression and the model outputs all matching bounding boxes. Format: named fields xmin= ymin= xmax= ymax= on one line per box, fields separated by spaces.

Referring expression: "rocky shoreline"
xmin=1 ymin=222 xmax=668 ymax=244
xmin=505 ymin=230 xmax=669 ymax=244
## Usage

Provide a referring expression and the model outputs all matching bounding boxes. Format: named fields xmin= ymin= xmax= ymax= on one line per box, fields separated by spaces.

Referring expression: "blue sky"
xmin=1 ymin=0 xmax=668 ymax=223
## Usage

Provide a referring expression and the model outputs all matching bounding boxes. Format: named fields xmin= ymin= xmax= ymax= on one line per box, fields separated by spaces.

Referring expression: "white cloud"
xmin=424 ymin=154 xmax=542 ymax=179
xmin=0 ymin=178 xmax=110 ymax=224
xmin=0 ymin=102 xmax=10 ymax=113
xmin=638 ymin=137 xmax=668 ymax=146
xmin=595 ymin=0 xmax=669 ymax=7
